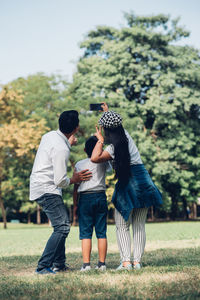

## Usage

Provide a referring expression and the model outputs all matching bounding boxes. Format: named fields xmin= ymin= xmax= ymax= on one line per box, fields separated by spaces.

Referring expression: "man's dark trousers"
xmin=36 ymin=193 xmax=70 ymax=270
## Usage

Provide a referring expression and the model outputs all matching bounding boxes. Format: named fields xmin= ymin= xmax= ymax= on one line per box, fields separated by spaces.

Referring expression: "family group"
xmin=29 ymin=103 xmax=162 ymax=274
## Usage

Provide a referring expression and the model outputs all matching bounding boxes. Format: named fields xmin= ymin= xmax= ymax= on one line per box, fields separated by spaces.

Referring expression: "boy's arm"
xmin=72 ymin=184 xmax=79 ymax=226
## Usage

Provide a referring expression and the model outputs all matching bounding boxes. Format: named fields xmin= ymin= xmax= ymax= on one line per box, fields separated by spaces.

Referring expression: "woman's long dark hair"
xmin=104 ymin=126 xmax=131 ymax=185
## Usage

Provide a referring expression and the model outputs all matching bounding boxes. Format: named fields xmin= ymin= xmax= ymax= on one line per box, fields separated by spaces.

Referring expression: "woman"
xmin=91 ymin=103 xmax=162 ymax=270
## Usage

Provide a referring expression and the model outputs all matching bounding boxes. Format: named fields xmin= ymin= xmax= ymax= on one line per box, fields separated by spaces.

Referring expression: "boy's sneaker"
xmin=35 ymin=267 xmax=56 ymax=275
xmin=133 ymin=263 xmax=141 ymax=270
xmin=116 ymin=263 xmax=132 ymax=271
xmin=95 ymin=265 xmax=106 ymax=271
xmin=52 ymin=264 xmax=71 ymax=272
xmin=80 ymin=265 xmax=91 ymax=272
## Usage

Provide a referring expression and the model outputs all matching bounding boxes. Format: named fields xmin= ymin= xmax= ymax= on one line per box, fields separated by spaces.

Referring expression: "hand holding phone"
xmin=90 ymin=102 xmax=109 ymax=111
xmin=90 ymin=103 xmax=103 ymax=111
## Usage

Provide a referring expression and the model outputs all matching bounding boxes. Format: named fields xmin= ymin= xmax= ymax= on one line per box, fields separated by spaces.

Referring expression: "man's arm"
xmin=52 ymin=149 xmax=71 ymax=188
xmin=52 ymin=149 xmax=92 ymax=188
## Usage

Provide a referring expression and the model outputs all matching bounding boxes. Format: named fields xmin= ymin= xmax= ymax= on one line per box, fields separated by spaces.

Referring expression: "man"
xmin=30 ymin=110 xmax=92 ymax=274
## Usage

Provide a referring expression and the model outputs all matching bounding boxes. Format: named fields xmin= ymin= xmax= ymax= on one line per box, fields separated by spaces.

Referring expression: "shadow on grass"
xmin=1 ymin=247 xmax=200 ymax=273
xmin=0 ymin=276 xmax=199 ymax=300
xmin=4 ymin=226 xmax=51 ymax=230
xmin=142 ymin=247 xmax=200 ymax=268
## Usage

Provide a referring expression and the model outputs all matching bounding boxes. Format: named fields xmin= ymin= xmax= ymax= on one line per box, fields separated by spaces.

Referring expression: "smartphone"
xmin=90 ymin=103 xmax=103 ymax=111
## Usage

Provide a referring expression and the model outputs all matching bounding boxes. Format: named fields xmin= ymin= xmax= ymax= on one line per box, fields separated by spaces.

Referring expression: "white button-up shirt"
xmin=29 ymin=129 xmax=71 ymax=200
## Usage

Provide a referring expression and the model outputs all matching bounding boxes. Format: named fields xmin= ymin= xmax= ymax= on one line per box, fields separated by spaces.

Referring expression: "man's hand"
xmin=68 ymin=134 xmax=77 ymax=146
xmin=70 ymin=169 xmax=92 ymax=184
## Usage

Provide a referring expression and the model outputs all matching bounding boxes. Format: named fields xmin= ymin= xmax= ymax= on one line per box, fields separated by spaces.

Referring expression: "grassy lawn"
xmin=0 ymin=222 xmax=200 ymax=300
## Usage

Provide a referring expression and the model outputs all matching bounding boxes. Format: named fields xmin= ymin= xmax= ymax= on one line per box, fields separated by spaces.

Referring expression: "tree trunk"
xmin=171 ymin=197 xmax=178 ymax=220
xmin=150 ymin=206 xmax=154 ymax=221
xmin=72 ymin=204 xmax=78 ymax=226
xmin=0 ymin=189 xmax=7 ymax=229
xmin=37 ymin=204 xmax=41 ymax=224
xmin=28 ymin=212 xmax=31 ymax=224
xmin=68 ymin=205 xmax=72 ymax=224
xmin=192 ymin=202 xmax=197 ymax=219
xmin=182 ymin=197 xmax=189 ymax=220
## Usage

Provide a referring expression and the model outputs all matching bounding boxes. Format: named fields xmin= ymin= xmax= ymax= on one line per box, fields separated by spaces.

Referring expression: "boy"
xmin=73 ymin=136 xmax=111 ymax=272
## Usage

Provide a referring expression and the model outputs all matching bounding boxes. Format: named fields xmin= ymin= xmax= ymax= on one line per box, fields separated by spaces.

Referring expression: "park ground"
xmin=0 ymin=222 xmax=200 ymax=300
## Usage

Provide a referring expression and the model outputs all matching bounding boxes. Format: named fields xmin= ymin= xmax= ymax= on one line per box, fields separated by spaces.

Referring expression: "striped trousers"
xmin=115 ymin=208 xmax=148 ymax=262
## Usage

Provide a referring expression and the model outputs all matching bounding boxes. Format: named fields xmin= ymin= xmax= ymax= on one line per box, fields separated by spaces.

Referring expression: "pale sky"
xmin=1 ymin=0 xmax=200 ymax=84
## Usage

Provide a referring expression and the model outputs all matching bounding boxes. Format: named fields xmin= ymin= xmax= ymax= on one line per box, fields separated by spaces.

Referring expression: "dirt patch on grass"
xmin=80 ymin=270 xmax=198 ymax=286
xmin=146 ymin=239 xmax=200 ymax=251
xmin=66 ymin=239 xmax=200 ymax=253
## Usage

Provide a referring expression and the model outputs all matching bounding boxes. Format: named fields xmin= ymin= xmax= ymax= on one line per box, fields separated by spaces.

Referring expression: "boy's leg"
xmin=82 ymin=239 xmax=92 ymax=263
xmin=97 ymin=238 xmax=107 ymax=263
xmin=94 ymin=193 xmax=108 ymax=265
xmin=78 ymin=194 xmax=94 ymax=270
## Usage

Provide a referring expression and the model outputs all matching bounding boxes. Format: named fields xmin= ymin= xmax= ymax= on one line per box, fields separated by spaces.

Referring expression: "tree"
xmin=69 ymin=13 xmax=200 ymax=219
xmin=9 ymin=73 xmax=69 ymax=129
xmin=1 ymin=74 xmax=79 ymax=225
xmin=0 ymin=86 xmax=48 ymax=228
xmin=20 ymin=201 xmax=37 ymax=223
xmin=9 ymin=74 xmax=76 ymax=209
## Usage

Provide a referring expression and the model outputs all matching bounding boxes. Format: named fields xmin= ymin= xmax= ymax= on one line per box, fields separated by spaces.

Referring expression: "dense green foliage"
xmin=69 ymin=13 xmax=200 ymax=218
xmin=1 ymin=13 xmax=200 ymax=222
xmin=0 ymin=74 xmax=70 ymax=223
xmin=10 ymin=73 xmax=69 ymax=129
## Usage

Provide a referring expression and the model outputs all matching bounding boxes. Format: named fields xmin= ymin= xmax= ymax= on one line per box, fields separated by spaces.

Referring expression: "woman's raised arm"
xmin=90 ymin=126 xmax=112 ymax=163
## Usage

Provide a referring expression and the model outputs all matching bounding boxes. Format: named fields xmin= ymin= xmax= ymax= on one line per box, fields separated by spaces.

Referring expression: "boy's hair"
xmin=85 ymin=136 xmax=98 ymax=157
xmin=59 ymin=110 xmax=79 ymax=134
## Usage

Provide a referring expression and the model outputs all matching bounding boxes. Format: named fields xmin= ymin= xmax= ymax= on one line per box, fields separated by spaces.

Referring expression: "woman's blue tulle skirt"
xmin=112 ymin=164 xmax=163 ymax=221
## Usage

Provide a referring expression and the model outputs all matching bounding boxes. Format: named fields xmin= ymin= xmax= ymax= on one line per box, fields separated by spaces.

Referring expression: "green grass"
xmin=0 ymin=222 xmax=200 ymax=300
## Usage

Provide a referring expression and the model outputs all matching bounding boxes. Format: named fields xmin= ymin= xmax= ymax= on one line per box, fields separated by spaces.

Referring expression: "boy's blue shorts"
xmin=78 ymin=191 xmax=108 ymax=240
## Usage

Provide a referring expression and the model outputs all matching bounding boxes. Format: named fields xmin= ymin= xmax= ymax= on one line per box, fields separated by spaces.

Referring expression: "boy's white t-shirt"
xmin=75 ymin=158 xmax=112 ymax=193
